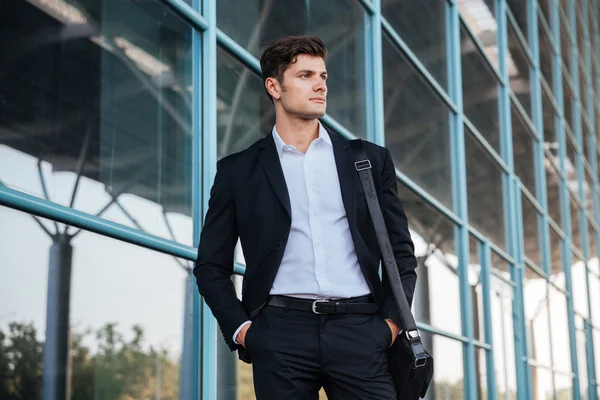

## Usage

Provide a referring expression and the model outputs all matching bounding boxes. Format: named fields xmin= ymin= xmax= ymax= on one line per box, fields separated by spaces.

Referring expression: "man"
xmin=195 ymin=36 xmax=417 ymax=399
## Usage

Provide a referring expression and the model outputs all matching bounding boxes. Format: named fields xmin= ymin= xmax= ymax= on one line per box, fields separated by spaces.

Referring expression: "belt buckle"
xmin=312 ymin=299 xmax=329 ymax=314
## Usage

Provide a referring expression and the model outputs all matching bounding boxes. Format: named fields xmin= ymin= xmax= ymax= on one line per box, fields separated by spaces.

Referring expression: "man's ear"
xmin=265 ymin=77 xmax=281 ymax=100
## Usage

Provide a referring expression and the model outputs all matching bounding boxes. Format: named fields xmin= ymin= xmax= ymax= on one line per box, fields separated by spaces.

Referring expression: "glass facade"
xmin=1 ymin=1 xmax=600 ymax=400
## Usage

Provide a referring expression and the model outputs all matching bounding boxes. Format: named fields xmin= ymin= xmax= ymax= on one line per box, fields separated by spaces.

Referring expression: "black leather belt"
xmin=266 ymin=295 xmax=378 ymax=315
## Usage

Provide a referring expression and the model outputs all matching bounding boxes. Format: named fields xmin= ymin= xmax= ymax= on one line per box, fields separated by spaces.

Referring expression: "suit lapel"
xmin=258 ymin=134 xmax=292 ymax=218
xmin=328 ymin=129 xmax=357 ymax=231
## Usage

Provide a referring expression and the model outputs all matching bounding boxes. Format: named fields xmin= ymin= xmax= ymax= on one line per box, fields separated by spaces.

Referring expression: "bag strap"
xmin=350 ymin=139 xmax=429 ymax=367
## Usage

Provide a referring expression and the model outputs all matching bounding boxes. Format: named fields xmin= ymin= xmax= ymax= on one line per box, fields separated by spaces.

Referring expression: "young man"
xmin=195 ymin=36 xmax=418 ymax=399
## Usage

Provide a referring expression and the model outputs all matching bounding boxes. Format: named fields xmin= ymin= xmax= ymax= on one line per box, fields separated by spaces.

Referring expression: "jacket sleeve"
xmin=379 ymin=147 xmax=418 ymax=328
xmin=194 ymin=160 xmax=249 ymax=351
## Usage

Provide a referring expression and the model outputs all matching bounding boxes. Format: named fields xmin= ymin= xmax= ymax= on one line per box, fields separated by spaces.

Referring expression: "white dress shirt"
xmin=233 ymin=122 xmax=371 ymax=343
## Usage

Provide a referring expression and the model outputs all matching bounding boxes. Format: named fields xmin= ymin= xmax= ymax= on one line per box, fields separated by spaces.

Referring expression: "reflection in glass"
xmin=546 ymin=161 xmax=562 ymax=227
xmin=564 ymin=72 xmax=576 ymax=131
xmin=523 ymin=269 xmax=552 ymax=366
xmin=571 ymin=253 xmax=589 ymax=318
xmin=549 ymin=227 xmax=566 ymax=291
xmin=421 ymin=333 xmax=464 ymax=399
xmin=548 ymin=288 xmax=571 ymax=374
xmin=512 ymin=105 xmax=537 ymax=197
xmin=217 ymin=48 xmax=273 ymax=159
xmin=491 ymin=276 xmax=517 ymax=400
xmin=475 ymin=347 xmax=488 ymax=400
xmin=0 ymin=206 xmax=189 ymax=399
xmin=560 ymin=10 xmax=572 ymax=78
xmin=0 ymin=0 xmax=194 ymax=245
xmin=216 ymin=0 xmax=367 ymax=137
xmin=538 ymin=15 xmax=554 ymax=95
xmin=382 ymin=0 xmax=448 ymax=89
xmin=460 ymin=23 xmax=501 ymax=151
xmin=507 ymin=1 xmax=529 ymax=47
xmin=507 ymin=20 xmax=532 ymax=117
xmin=522 ymin=194 xmax=542 ymax=268
xmin=465 ymin=128 xmax=506 ymax=249
xmin=576 ymin=324 xmax=589 ymax=400
xmin=397 ymin=184 xmax=461 ymax=335
xmin=571 ymin=198 xmax=582 ymax=251
xmin=565 ymin=134 xmax=579 ymax=195
xmin=383 ymin=35 xmax=453 ymax=210
xmin=470 ymin=236 xmax=484 ymax=342
xmin=530 ymin=366 xmax=554 ymax=400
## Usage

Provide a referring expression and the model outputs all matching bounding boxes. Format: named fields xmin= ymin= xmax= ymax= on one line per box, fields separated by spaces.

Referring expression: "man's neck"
xmin=275 ymin=117 xmax=320 ymax=154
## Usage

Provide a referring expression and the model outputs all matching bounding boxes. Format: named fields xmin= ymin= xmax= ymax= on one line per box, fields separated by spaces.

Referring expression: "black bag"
xmin=350 ymin=139 xmax=434 ymax=400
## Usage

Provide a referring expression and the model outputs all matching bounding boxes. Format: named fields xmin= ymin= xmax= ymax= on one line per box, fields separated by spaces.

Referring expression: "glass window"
xmin=465 ymin=128 xmax=506 ymax=250
xmin=589 ymin=271 xmax=600 ymax=333
xmin=397 ymin=184 xmax=462 ymax=335
xmin=491 ymin=275 xmax=517 ymax=400
xmin=507 ymin=1 xmax=529 ymax=46
xmin=549 ymin=227 xmax=566 ymax=290
xmin=475 ymin=347 xmax=488 ymax=400
xmin=560 ymin=10 xmax=572 ymax=78
xmin=572 ymin=252 xmax=589 ymax=318
xmin=470 ymin=236 xmax=484 ymax=342
xmin=422 ymin=332 xmax=464 ymax=399
xmin=383 ymin=34 xmax=453 ymax=210
xmin=590 ymin=220 xmax=598 ymax=262
xmin=460 ymin=23 xmax=501 ymax=152
xmin=0 ymin=206 xmax=189 ymax=399
xmin=217 ymin=48 xmax=273 ymax=159
xmin=507 ymin=21 xmax=533 ymax=117
xmin=216 ymin=0 xmax=367 ymax=137
xmin=537 ymin=1 xmax=552 ymax=37
xmin=522 ymin=194 xmax=543 ymax=268
xmin=576 ymin=323 xmax=589 ymax=400
xmin=564 ymin=73 xmax=576 ymax=131
xmin=571 ymin=197 xmax=582 ymax=251
xmin=0 ymin=0 xmax=194 ymax=245
xmin=546 ymin=161 xmax=562 ymax=227
xmin=523 ymin=269 xmax=552 ymax=366
xmin=548 ymin=288 xmax=571 ymax=374
xmin=530 ymin=366 xmax=555 ymax=399
xmin=382 ymin=0 xmax=448 ymax=90
xmin=512 ymin=105 xmax=537 ymax=197
xmin=538 ymin=15 xmax=555 ymax=94
xmin=565 ymin=132 xmax=578 ymax=191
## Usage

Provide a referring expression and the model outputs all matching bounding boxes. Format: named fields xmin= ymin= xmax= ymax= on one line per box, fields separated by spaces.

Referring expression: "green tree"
xmin=0 ymin=322 xmax=43 ymax=400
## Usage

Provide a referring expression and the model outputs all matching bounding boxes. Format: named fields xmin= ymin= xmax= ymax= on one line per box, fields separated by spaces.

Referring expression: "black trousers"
xmin=244 ymin=303 xmax=397 ymax=400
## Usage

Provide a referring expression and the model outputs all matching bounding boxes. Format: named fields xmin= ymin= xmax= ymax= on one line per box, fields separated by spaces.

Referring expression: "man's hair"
xmin=259 ymin=36 xmax=327 ymax=102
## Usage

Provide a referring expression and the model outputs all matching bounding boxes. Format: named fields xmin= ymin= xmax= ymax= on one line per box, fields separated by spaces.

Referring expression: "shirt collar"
xmin=272 ymin=121 xmax=332 ymax=157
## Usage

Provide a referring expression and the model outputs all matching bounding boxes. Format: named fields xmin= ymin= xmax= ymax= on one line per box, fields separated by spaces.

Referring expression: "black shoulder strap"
xmin=349 ymin=139 xmax=424 ymax=347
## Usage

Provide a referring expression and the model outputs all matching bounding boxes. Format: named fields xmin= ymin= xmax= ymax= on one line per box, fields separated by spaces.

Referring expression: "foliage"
xmin=0 ymin=321 xmax=179 ymax=400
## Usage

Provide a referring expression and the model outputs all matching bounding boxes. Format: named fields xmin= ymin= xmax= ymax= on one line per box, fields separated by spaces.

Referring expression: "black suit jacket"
xmin=194 ymin=127 xmax=417 ymax=362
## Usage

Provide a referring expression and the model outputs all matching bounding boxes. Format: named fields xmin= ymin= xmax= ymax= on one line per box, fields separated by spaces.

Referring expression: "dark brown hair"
xmin=259 ymin=36 xmax=327 ymax=101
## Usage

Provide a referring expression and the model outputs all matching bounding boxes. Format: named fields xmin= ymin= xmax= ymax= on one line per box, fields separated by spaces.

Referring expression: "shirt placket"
xmin=304 ymin=146 xmax=329 ymax=296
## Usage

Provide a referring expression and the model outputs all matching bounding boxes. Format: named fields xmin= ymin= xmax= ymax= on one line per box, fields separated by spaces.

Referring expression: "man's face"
xmin=273 ymin=54 xmax=328 ymax=120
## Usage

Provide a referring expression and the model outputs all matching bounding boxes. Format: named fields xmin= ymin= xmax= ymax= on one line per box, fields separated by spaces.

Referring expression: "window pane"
xmin=507 ymin=1 xmax=529 ymax=46
xmin=549 ymin=288 xmax=571 ymax=374
xmin=491 ymin=276 xmax=517 ymax=400
xmin=470 ymin=236 xmax=485 ymax=342
xmin=383 ymin=35 xmax=453 ymax=209
xmin=565 ymin=134 xmax=579 ymax=192
xmin=398 ymin=184 xmax=462 ymax=335
xmin=475 ymin=347 xmax=488 ymax=400
xmin=523 ymin=269 xmax=552 ymax=366
xmin=546 ymin=161 xmax=562 ymax=227
xmin=0 ymin=206 xmax=188 ymax=399
xmin=522 ymin=195 xmax=542 ymax=268
xmin=0 ymin=0 xmax=194 ymax=245
xmin=564 ymin=72 xmax=576 ymax=130
xmin=422 ymin=333 xmax=464 ymax=399
xmin=216 ymin=48 xmax=273 ymax=159
xmin=571 ymin=197 xmax=582 ymax=251
xmin=461 ymin=24 xmax=501 ymax=151
xmin=507 ymin=20 xmax=533 ymax=117
xmin=216 ymin=0 xmax=367 ymax=137
xmin=589 ymin=273 xmax=600 ymax=333
xmin=572 ymin=253 xmax=589 ymax=318
xmin=560 ymin=10 xmax=572 ymax=78
xmin=538 ymin=15 xmax=555 ymax=94
xmin=549 ymin=226 xmax=566 ymax=290
xmin=512 ymin=105 xmax=537 ymax=197
xmin=542 ymin=88 xmax=559 ymax=149
xmin=590 ymin=221 xmax=598 ymax=261
xmin=382 ymin=0 xmax=448 ymax=90
xmin=530 ymin=366 xmax=554 ymax=400
xmin=576 ymin=323 xmax=589 ymax=400
xmin=465 ymin=128 xmax=506 ymax=250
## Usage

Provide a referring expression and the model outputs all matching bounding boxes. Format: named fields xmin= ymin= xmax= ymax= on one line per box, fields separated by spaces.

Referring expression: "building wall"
xmin=0 ymin=0 xmax=599 ymax=399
